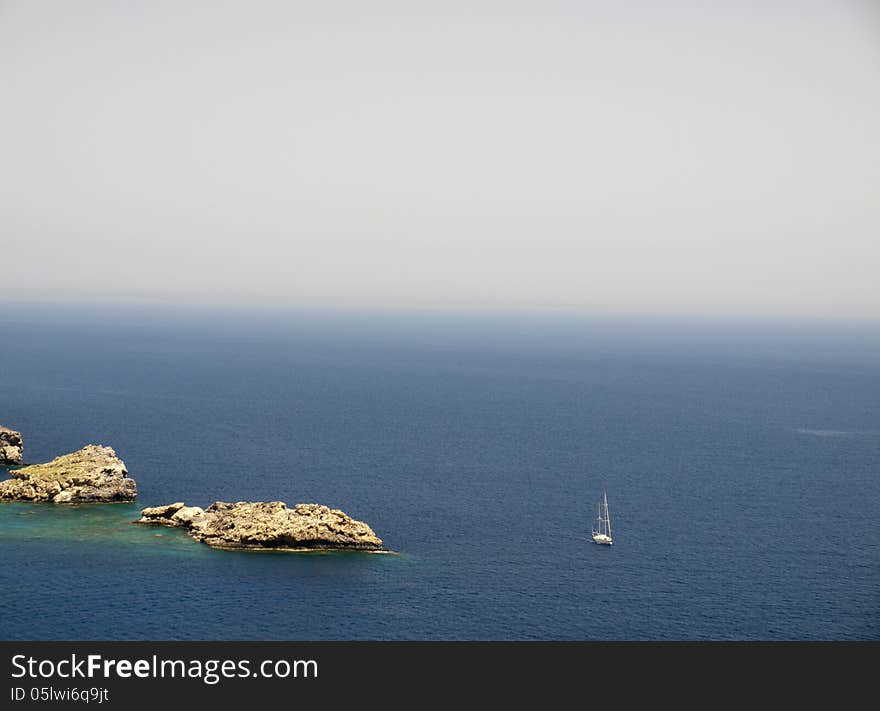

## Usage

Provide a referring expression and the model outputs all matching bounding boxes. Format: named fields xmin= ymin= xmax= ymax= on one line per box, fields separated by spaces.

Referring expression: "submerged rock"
xmin=0 ymin=445 xmax=136 ymax=503
xmin=136 ymin=500 xmax=383 ymax=551
xmin=0 ymin=426 xmax=23 ymax=465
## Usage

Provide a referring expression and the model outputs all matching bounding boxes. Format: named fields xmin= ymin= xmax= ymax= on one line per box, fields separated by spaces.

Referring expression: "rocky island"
xmin=0 ymin=445 xmax=136 ymax=503
xmin=0 ymin=430 xmax=384 ymax=552
xmin=136 ymin=500 xmax=384 ymax=551
xmin=0 ymin=426 xmax=23 ymax=465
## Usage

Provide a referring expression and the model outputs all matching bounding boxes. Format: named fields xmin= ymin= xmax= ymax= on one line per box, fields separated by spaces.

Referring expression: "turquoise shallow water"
xmin=0 ymin=502 xmax=198 ymax=555
xmin=1 ymin=307 xmax=879 ymax=640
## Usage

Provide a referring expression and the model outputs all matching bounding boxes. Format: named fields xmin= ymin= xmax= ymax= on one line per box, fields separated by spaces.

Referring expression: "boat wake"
xmin=794 ymin=428 xmax=866 ymax=438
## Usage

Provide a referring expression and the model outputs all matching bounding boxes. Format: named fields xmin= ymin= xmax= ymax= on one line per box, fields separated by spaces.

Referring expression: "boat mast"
xmin=603 ymin=491 xmax=611 ymax=537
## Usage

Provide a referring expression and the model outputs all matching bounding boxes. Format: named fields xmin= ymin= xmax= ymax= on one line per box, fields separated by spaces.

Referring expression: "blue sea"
xmin=1 ymin=304 xmax=878 ymax=640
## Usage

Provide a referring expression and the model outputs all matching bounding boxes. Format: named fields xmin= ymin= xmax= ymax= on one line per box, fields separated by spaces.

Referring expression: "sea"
xmin=1 ymin=304 xmax=878 ymax=641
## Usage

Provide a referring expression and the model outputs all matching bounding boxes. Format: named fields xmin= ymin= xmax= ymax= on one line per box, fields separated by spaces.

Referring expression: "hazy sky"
xmin=2 ymin=1 xmax=879 ymax=318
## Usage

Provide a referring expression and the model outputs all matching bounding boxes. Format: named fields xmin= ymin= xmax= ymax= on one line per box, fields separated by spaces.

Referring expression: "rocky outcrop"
xmin=0 ymin=426 xmax=23 ymax=465
xmin=0 ymin=445 xmax=136 ymax=503
xmin=138 ymin=502 xmax=205 ymax=527
xmin=136 ymin=500 xmax=383 ymax=551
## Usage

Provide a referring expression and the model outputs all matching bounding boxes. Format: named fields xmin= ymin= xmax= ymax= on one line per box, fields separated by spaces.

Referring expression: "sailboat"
xmin=591 ymin=491 xmax=613 ymax=545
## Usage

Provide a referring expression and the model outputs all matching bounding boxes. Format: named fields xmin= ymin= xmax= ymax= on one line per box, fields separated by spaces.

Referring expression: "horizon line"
xmin=1 ymin=296 xmax=879 ymax=327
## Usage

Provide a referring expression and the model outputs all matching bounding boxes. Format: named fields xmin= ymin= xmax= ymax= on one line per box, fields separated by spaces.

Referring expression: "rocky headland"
xmin=0 ymin=445 xmax=136 ymax=503
xmin=136 ymin=500 xmax=384 ymax=551
xmin=0 ymin=426 xmax=23 ymax=465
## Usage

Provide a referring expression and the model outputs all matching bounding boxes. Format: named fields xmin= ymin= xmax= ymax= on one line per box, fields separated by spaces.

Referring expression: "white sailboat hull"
xmin=591 ymin=533 xmax=612 ymax=545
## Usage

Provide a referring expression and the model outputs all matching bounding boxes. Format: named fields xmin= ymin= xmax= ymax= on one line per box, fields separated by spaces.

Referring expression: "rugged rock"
xmin=136 ymin=500 xmax=383 ymax=551
xmin=138 ymin=502 xmax=205 ymax=527
xmin=0 ymin=426 xmax=23 ymax=465
xmin=0 ymin=445 xmax=136 ymax=503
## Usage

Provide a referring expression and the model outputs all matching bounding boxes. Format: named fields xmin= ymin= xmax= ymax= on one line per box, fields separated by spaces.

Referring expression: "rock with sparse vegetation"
xmin=136 ymin=500 xmax=383 ymax=551
xmin=0 ymin=445 xmax=136 ymax=502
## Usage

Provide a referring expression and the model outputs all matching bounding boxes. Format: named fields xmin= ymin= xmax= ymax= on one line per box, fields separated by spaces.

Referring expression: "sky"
xmin=1 ymin=1 xmax=879 ymax=318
